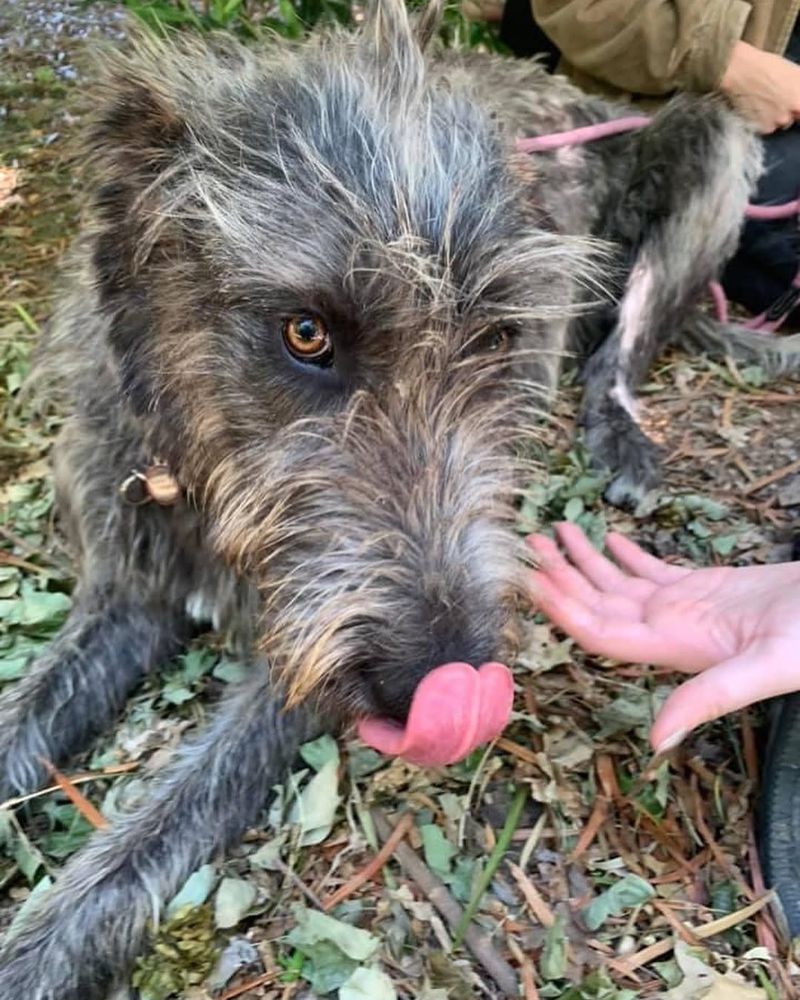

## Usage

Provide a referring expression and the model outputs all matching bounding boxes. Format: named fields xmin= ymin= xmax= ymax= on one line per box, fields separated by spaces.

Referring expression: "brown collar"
xmin=119 ymin=461 xmax=181 ymax=507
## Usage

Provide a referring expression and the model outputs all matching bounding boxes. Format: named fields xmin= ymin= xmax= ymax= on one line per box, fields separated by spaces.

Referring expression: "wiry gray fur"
xmin=0 ymin=2 xmax=785 ymax=996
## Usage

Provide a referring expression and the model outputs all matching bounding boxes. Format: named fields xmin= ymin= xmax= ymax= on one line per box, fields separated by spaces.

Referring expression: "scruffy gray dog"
xmin=0 ymin=0 xmax=783 ymax=996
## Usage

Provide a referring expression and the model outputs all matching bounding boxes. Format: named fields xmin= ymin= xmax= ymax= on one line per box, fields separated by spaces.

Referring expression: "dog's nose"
xmin=366 ymin=621 xmax=502 ymax=722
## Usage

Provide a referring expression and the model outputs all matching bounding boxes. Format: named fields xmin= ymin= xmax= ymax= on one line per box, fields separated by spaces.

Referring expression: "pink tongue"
xmin=357 ymin=662 xmax=514 ymax=767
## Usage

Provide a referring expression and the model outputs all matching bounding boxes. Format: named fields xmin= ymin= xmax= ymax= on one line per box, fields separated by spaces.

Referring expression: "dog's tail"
xmin=678 ymin=310 xmax=800 ymax=376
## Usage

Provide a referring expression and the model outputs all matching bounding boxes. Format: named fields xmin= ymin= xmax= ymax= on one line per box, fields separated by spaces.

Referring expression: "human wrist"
xmin=721 ymin=40 xmax=759 ymax=93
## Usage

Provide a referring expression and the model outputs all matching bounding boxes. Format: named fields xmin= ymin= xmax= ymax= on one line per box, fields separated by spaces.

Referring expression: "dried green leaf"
xmin=0 ymin=651 xmax=29 ymax=682
xmin=38 ymin=806 xmax=92 ymax=859
xmin=168 ymin=865 xmax=216 ymax=917
xmin=420 ymin=824 xmax=455 ymax=879
xmin=6 ymin=875 xmax=53 ymax=938
xmin=563 ymin=496 xmax=584 ymax=521
xmin=711 ymin=534 xmax=738 ymax=556
xmin=339 ymin=966 xmax=397 ymax=1000
xmin=249 ymin=834 xmax=287 ymax=872
xmin=299 ymin=733 xmax=340 ymax=772
xmin=160 ymin=683 xmax=195 ymax=705
xmin=290 ymin=758 xmax=340 ymax=846
xmin=582 ymin=873 xmax=655 ymax=931
xmin=212 ymin=658 xmax=248 ymax=684
xmin=595 ymin=689 xmax=655 ymax=738
xmin=288 ymin=905 xmax=379 ymax=961
xmin=0 ymin=585 xmax=70 ymax=628
xmin=214 ymin=877 xmax=257 ymax=929
xmin=561 ymin=968 xmax=638 ymax=999
xmin=540 ymin=912 xmax=568 ymax=980
xmin=10 ymin=821 xmax=46 ymax=883
xmin=287 ymin=905 xmax=379 ymax=994
xmin=178 ymin=648 xmax=216 ymax=682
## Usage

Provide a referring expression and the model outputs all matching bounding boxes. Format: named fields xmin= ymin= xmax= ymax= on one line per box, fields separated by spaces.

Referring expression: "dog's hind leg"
xmin=0 ymin=671 xmax=317 ymax=1000
xmin=581 ymin=97 xmax=762 ymax=509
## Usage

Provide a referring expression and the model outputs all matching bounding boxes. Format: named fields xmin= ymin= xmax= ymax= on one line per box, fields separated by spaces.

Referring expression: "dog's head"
xmin=87 ymin=0 xmax=592 ymax=735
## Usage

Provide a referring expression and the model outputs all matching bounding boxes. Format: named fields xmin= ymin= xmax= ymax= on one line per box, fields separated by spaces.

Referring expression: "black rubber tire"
xmin=758 ymin=691 xmax=800 ymax=937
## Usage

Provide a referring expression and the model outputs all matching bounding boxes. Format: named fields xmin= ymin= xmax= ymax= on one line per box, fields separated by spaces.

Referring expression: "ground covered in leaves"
xmin=2 ymin=3 xmax=800 ymax=998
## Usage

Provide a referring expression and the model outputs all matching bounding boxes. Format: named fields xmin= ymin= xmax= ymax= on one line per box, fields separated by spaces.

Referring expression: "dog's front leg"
xmin=0 ymin=671 xmax=317 ymax=1000
xmin=0 ymin=593 xmax=191 ymax=801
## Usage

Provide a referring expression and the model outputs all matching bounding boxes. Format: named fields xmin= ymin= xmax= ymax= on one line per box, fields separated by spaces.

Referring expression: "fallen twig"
xmin=744 ymin=822 xmax=792 ymax=999
xmin=1 ymin=762 xmax=138 ymax=812
xmin=39 ymin=759 xmax=108 ymax=830
xmin=745 ymin=392 xmax=799 ymax=404
xmin=219 ymin=971 xmax=278 ymax=1000
xmin=690 ymin=774 xmax=755 ymax=902
xmin=569 ymin=793 xmax=609 ymax=861
xmin=720 ymin=394 xmax=734 ymax=432
xmin=742 ymin=456 xmax=800 ymax=496
xmin=615 ymin=891 xmax=775 ymax=974
xmin=507 ymin=862 xmax=554 ymax=928
xmin=0 ymin=550 xmax=51 ymax=576
xmin=321 ymin=812 xmax=414 ymax=911
xmin=0 ymin=524 xmax=71 ymax=573
xmin=595 ymin=753 xmax=622 ymax=801
xmin=496 ymin=737 xmax=538 ymax=766
xmin=371 ymin=809 xmax=519 ymax=998
xmin=273 ymin=855 xmax=324 ymax=911
xmin=731 ymin=455 xmax=757 ymax=484
xmin=741 ymin=711 xmax=759 ymax=789
xmin=507 ymin=938 xmax=539 ymax=1000
xmin=651 ymin=899 xmax=702 ymax=946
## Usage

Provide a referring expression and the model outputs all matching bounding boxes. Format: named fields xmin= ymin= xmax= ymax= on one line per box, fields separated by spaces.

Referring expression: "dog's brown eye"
xmin=282 ymin=315 xmax=333 ymax=365
xmin=482 ymin=328 xmax=512 ymax=353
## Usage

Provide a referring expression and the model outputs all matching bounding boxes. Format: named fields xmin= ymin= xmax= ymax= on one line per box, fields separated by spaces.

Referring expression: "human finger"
xmin=553 ymin=521 xmax=632 ymax=591
xmin=650 ymin=640 xmax=800 ymax=752
xmin=526 ymin=533 xmax=601 ymax=606
xmin=605 ymin=532 xmax=688 ymax=585
xmin=528 ymin=572 xmax=673 ymax=664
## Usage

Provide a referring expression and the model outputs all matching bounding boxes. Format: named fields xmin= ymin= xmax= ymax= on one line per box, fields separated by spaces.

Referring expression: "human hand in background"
xmin=721 ymin=41 xmax=800 ymax=133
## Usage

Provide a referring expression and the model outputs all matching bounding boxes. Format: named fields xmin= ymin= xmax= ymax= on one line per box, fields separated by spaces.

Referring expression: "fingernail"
xmin=654 ymin=729 xmax=687 ymax=755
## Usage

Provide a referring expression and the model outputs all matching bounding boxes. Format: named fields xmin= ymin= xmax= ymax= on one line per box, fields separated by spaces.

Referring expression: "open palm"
xmin=528 ymin=522 xmax=800 ymax=750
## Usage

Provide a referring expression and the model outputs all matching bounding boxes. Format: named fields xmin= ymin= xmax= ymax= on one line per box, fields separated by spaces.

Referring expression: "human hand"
xmin=528 ymin=522 xmax=800 ymax=751
xmin=721 ymin=41 xmax=800 ymax=133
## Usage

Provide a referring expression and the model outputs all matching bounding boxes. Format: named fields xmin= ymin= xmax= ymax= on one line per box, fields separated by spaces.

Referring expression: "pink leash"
xmin=516 ymin=118 xmax=800 ymax=332
xmin=516 ymin=115 xmax=652 ymax=153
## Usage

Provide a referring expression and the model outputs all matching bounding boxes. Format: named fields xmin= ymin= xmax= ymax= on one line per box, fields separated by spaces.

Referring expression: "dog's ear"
xmin=85 ymin=40 xmax=192 ymax=300
xmin=87 ymin=66 xmax=186 ymax=186
xmin=81 ymin=40 xmax=196 ymax=409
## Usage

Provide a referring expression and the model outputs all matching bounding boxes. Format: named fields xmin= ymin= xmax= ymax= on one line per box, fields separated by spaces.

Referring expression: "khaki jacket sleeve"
xmin=530 ymin=0 xmax=753 ymax=94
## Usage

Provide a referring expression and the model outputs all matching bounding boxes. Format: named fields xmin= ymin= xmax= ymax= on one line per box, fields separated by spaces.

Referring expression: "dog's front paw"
xmin=602 ymin=466 xmax=658 ymax=511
